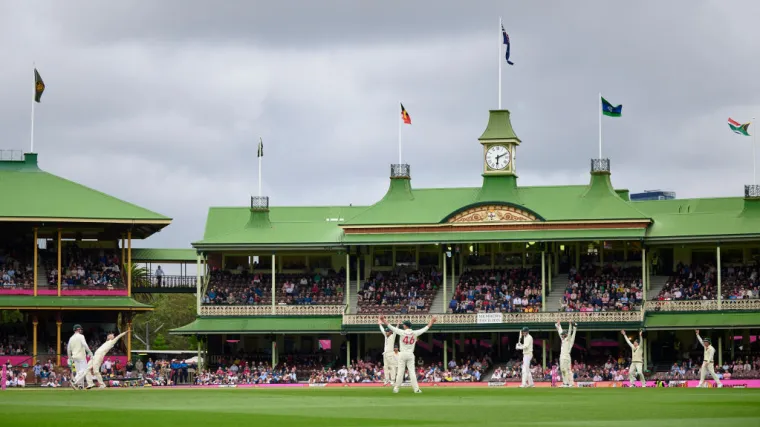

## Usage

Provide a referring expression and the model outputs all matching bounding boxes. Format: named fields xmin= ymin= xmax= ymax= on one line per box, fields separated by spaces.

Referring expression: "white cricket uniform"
xmin=380 ymin=325 xmax=398 ymax=385
xmin=516 ymin=333 xmax=534 ymax=387
xmin=624 ymin=335 xmax=645 ymax=387
xmin=556 ymin=323 xmax=576 ymax=387
xmin=696 ymin=335 xmax=722 ymax=387
xmin=387 ymin=324 xmax=430 ymax=392
xmin=67 ymin=332 xmax=93 ymax=388
xmin=75 ymin=332 xmax=127 ymax=387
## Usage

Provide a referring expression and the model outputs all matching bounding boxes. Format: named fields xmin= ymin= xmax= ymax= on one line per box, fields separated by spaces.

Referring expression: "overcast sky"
xmin=2 ymin=0 xmax=760 ymax=249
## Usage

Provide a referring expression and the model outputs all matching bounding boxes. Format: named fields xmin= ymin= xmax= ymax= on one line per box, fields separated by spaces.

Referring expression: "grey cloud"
xmin=2 ymin=0 xmax=760 ymax=249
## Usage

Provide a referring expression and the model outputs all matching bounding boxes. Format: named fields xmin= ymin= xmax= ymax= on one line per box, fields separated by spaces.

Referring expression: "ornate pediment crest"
xmin=446 ymin=204 xmax=538 ymax=223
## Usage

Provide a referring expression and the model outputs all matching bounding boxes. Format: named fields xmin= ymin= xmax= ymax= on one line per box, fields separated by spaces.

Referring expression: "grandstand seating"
xmin=557 ymin=265 xmax=642 ymax=311
xmin=202 ymin=271 xmax=346 ymax=306
xmin=356 ymin=270 xmax=439 ymax=314
xmin=450 ymin=268 xmax=543 ymax=313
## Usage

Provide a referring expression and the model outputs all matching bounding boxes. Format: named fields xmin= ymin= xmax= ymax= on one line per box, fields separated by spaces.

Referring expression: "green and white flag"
xmin=257 ymin=137 xmax=264 ymax=157
xmin=728 ymin=118 xmax=750 ymax=136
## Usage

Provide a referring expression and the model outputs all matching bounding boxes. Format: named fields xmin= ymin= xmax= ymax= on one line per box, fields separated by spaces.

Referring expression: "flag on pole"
xmin=400 ymin=103 xmax=411 ymax=124
xmin=728 ymin=118 xmax=751 ymax=136
xmin=601 ymin=97 xmax=622 ymax=117
xmin=502 ymin=24 xmax=514 ymax=65
xmin=34 ymin=69 xmax=45 ymax=103
xmin=257 ymin=137 xmax=264 ymax=157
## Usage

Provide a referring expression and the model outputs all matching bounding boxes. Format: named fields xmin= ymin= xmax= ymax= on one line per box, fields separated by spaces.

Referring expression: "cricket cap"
xmin=73 ymin=324 xmax=82 ymax=331
xmin=383 ymin=326 xmax=391 ymax=332
xmin=402 ymin=320 xmax=413 ymax=328
xmin=521 ymin=327 xmax=529 ymax=332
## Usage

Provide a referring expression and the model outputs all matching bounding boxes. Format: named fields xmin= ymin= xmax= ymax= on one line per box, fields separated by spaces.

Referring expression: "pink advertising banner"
xmin=0 ymin=289 xmax=128 ymax=296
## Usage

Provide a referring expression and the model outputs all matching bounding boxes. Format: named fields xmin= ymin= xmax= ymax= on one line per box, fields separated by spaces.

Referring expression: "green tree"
xmin=131 ymin=293 xmax=197 ymax=350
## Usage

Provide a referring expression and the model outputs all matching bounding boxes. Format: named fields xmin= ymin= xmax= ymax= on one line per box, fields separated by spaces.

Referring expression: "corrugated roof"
xmin=0 ymin=153 xmax=169 ymax=222
xmin=0 ymin=296 xmax=152 ymax=310
xmin=132 ymin=248 xmax=197 ymax=262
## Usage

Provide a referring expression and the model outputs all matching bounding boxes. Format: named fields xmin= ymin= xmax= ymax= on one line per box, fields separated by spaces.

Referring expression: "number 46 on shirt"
xmin=402 ymin=336 xmax=416 ymax=345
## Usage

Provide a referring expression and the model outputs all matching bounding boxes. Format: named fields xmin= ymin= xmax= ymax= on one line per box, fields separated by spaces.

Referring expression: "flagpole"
xmin=598 ymin=93 xmax=602 ymax=159
xmin=398 ymin=102 xmax=402 ymax=164
xmin=498 ymin=16 xmax=502 ymax=110
xmin=258 ymin=137 xmax=263 ymax=198
xmin=30 ymin=65 xmax=36 ymax=153
xmin=753 ymin=117 xmax=757 ymax=186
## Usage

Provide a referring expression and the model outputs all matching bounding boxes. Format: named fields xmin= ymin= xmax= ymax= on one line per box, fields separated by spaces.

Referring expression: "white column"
xmin=541 ymin=250 xmax=546 ymax=312
xmin=196 ymin=254 xmax=202 ymax=314
xmin=346 ymin=253 xmax=351 ymax=310
xmin=271 ymin=254 xmax=276 ymax=315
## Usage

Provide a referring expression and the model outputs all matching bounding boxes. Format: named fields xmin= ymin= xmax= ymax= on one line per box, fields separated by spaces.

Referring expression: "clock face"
xmin=485 ymin=145 xmax=510 ymax=170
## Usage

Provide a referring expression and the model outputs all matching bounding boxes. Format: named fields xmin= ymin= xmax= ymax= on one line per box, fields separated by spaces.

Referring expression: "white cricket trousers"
xmin=393 ymin=351 xmax=419 ymax=392
xmin=559 ymin=357 xmax=574 ymax=386
xmin=628 ymin=362 xmax=645 ymax=387
xmin=521 ymin=354 xmax=534 ymax=387
xmin=383 ymin=353 xmax=397 ymax=384
xmin=72 ymin=358 xmax=93 ymax=388
xmin=698 ymin=361 xmax=722 ymax=387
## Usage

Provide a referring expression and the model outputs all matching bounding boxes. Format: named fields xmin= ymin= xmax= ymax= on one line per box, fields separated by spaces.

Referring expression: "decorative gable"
xmin=445 ymin=204 xmax=539 ymax=223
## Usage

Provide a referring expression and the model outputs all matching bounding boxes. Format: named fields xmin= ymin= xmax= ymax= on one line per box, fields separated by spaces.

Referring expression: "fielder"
xmin=378 ymin=320 xmax=398 ymax=385
xmin=379 ymin=315 xmax=437 ymax=394
xmin=695 ymin=330 xmax=723 ymax=388
xmin=621 ymin=329 xmax=645 ymax=387
xmin=555 ymin=320 xmax=577 ymax=387
xmin=73 ymin=331 xmax=129 ymax=389
xmin=67 ymin=324 xmax=93 ymax=390
xmin=516 ymin=327 xmax=534 ymax=388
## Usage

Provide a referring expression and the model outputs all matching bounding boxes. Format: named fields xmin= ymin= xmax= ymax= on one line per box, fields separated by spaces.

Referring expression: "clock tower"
xmin=479 ymin=110 xmax=521 ymax=176
xmin=476 ymin=110 xmax=522 ymax=203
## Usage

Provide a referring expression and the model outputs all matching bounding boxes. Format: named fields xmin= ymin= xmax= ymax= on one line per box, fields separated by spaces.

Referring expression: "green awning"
xmin=170 ymin=316 xmax=343 ymax=335
xmin=0 ymin=296 xmax=152 ymax=311
xmin=132 ymin=248 xmax=197 ymax=263
xmin=645 ymin=312 xmax=760 ymax=329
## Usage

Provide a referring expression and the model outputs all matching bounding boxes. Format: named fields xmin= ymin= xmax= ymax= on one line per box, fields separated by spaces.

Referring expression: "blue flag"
xmin=502 ymin=24 xmax=514 ymax=65
xmin=601 ymin=97 xmax=622 ymax=117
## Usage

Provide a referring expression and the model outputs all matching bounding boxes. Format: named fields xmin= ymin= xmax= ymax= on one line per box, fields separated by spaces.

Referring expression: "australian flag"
xmin=502 ymin=24 xmax=514 ymax=65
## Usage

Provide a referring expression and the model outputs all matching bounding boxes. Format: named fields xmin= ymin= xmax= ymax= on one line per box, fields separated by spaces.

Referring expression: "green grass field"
xmin=2 ymin=388 xmax=760 ymax=427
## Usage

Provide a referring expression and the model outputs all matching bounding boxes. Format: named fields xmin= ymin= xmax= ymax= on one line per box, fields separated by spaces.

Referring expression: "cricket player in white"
xmin=621 ymin=329 xmax=645 ymax=387
xmin=516 ymin=327 xmax=534 ymax=387
xmin=379 ymin=315 xmax=436 ymax=394
xmin=67 ymin=324 xmax=93 ymax=390
xmin=378 ymin=321 xmax=398 ymax=385
xmin=695 ymin=330 xmax=723 ymax=388
xmin=74 ymin=331 xmax=128 ymax=389
xmin=555 ymin=320 xmax=577 ymax=387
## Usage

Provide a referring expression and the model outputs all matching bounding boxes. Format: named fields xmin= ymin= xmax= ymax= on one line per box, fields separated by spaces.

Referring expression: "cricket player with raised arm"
xmin=379 ymin=315 xmax=437 ymax=394
xmin=555 ymin=320 xmax=577 ymax=387
xmin=621 ymin=329 xmax=645 ymax=387
xmin=695 ymin=330 xmax=723 ymax=388
xmin=515 ymin=327 xmax=534 ymax=387
xmin=67 ymin=324 xmax=93 ymax=390
xmin=378 ymin=320 xmax=399 ymax=385
xmin=74 ymin=331 xmax=129 ymax=389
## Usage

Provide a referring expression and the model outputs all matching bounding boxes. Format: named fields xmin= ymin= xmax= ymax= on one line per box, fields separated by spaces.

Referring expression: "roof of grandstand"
xmin=131 ymin=248 xmax=197 ymax=263
xmin=0 ymin=296 xmax=153 ymax=311
xmin=191 ymin=110 xmax=760 ymax=249
xmin=0 ymin=153 xmax=170 ymax=239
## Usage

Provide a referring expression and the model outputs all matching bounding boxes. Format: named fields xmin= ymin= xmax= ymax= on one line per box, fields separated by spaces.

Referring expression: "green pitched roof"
xmin=645 ymin=312 xmax=760 ymax=329
xmin=344 ymin=172 xmax=649 ymax=226
xmin=194 ymin=205 xmax=367 ymax=248
xmin=637 ymin=197 xmax=760 ymax=240
xmin=0 ymin=296 xmax=152 ymax=310
xmin=0 ymin=153 xmax=170 ymax=222
xmin=132 ymin=248 xmax=197 ymax=262
xmin=170 ymin=316 xmax=342 ymax=334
